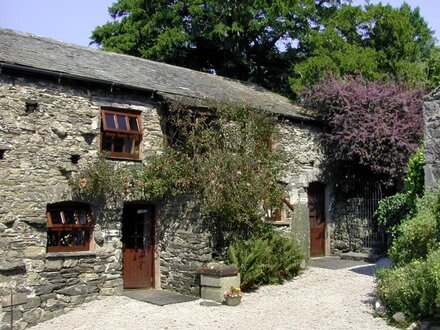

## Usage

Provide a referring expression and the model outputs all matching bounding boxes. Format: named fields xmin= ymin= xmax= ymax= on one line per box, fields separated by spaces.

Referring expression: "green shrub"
xmin=374 ymin=144 xmax=425 ymax=237
xmin=226 ymin=233 xmax=303 ymax=291
xmin=375 ymin=192 xmax=409 ymax=236
xmin=388 ymin=194 xmax=438 ymax=266
xmin=376 ymin=247 xmax=440 ymax=322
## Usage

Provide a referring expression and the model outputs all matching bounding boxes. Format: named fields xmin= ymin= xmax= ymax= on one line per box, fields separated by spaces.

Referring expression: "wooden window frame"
xmin=101 ymin=108 xmax=143 ymax=159
xmin=265 ymin=207 xmax=283 ymax=221
xmin=46 ymin=203 xmax=94 ymax=252
xmin=265 ymin=198 xmax=294 ymax=222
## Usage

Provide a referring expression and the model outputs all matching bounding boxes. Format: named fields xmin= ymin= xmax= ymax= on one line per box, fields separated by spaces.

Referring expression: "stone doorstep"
xmin=340 ymin=252 xmax=382 ymax=263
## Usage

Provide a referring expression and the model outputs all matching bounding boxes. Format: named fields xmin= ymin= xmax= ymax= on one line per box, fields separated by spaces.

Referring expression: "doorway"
xmin=308 ymin=182 xmax=326 ymax=257
xmin=122 ymin=204 xmax=155 ymax=289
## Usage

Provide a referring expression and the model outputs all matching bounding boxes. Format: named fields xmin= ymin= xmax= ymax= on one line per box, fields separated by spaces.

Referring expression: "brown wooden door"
xmin=308 ymin=182 xmax=326 ymax=257
xmin=122 ymin=205 xmax=155 ymax=289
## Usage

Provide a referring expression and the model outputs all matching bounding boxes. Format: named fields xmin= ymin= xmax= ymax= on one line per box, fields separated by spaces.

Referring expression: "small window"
xmin=101 ymin=108 xmax=143 ymax=159
xmin=46 ymin=202 xmax=93 ymax=252
xmin=265 ymin=207 xmax=282 ymax=221
xmin=265 ymin=197 xmax=293 ymax=222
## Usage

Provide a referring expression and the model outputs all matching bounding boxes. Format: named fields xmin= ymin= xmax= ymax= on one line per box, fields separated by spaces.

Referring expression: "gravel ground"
xmin=31 ymin=260 xmax=393 ymax=330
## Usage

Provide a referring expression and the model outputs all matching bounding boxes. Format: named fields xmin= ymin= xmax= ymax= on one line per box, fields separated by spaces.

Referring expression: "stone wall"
xmin=275 ymin=120 xmax=326 ymax=256
xmin=424 ymin=87 xmax=440 ymax=189
xmin=0 ymin=73 xmax=163 ymax=329
xmin=157 ymin=197 xmax=212 ymax=296
xmin=0 ymin=71 xmax=330 ymax=328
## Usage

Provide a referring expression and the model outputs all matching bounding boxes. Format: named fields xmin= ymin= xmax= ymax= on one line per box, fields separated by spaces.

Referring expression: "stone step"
xmin=340 ymin=251 xmax=382 ymax=263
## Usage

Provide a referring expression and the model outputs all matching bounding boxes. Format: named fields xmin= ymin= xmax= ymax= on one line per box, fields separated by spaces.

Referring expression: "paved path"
xmin=31 ymin=258 xmax=394 ymax=330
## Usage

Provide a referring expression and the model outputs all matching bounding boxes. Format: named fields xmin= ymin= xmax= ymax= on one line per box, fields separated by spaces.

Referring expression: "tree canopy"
xmin=91 ymin=0 xmax=333 ymax=96
xmin=91 ymin=0 xmax=437 ymax=98
xmin=290 ymin=3 xmax=436 ymax=94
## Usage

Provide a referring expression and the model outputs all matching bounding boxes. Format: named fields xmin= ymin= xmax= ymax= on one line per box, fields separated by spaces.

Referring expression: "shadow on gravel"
xmin=348 ymin=257 xmax=392 ymax=277
xmin=308 ymin=256 xmax=369 ymax=270
xmin=124 ymin=289 xmax=198 ymax=306
xmin=348 ymin=265 xmax=377 ymax=276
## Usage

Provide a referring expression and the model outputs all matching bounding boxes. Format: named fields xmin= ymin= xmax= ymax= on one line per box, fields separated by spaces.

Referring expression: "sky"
xmin=0 ymin=0 xmax=439 ymax=47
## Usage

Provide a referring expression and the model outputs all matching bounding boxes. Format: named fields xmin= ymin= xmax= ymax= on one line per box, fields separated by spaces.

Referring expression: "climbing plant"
xmin=70 ymin=101 xmax=285 ymax=240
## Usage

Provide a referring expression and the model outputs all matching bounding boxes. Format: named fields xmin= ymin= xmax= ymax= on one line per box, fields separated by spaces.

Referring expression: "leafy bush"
xmin=303 ymin=75 xmax=423 ymax=186
xmin=404 ymin=144 xmax=425 ymax=206
xmin=376 ymin=248 xmax=440 ymax=322
xmin=69 ymin=154 xmax=130 ymax=200
xmin=375 ymin=144 xmax=425 ymax=236
xmin=375 ymin=146 xmax=438 ymax=323
xmin=388 ymin=194 xmax=438 ymax=266
xmin=226 ymin=233 xmax=303 ymax=291
xmin=375 ymin=192 xmax=409 ymax=236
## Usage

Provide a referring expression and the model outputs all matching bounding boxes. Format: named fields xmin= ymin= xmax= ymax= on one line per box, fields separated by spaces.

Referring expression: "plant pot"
xmin=225 ymin=296 xmax=241 ymax=306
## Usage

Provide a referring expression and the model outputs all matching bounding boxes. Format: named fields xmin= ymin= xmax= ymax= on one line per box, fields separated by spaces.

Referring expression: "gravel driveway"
xmin=31 ymin=259 xmax=393 ymax=330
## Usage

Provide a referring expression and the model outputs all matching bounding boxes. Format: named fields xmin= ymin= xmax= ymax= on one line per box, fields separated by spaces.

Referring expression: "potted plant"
xmin=223 ymin=286 xmax=243 ymax=306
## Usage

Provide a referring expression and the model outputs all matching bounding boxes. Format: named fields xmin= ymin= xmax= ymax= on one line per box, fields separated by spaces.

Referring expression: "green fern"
xmin=227 ymin=233 xmax=303 ymax=290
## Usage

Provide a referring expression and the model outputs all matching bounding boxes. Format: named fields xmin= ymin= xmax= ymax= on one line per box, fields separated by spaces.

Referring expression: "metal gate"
xmin=342 ymin=180 xmax=385 ymax=252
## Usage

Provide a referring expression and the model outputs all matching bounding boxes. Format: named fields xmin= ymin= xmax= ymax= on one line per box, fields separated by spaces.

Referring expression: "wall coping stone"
xmin=46 ymin=251 xmax=96 ymax=259
xmin=197 ymin=266 xmax=238 ymax=276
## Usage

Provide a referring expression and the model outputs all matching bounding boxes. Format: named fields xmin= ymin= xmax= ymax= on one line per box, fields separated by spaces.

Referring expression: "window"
xmin=265 ymin=206 xmax=282 ymax=221
xmin=46 ymin=202 xmax=93 ymax=252
xmin=265 ymin=198 xmax=294 ymax=222
xmin=101 ymin=108 xmax=143 ymax=159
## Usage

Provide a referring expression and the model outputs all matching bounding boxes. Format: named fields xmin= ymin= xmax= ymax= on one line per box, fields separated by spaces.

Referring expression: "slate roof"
xmin=0 ymin=28 xmax=314 ymax=121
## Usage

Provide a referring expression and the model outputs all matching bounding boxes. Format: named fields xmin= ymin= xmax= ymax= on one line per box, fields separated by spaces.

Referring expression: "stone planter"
xmin=197 ymin=265 xmax=240 ymax=303
xmin=224 ymin=295 xmax=241 ymax=306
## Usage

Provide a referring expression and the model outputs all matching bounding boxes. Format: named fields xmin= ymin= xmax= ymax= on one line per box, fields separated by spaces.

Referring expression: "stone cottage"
xmin=0 ymin=29 xmax=331 ymax=328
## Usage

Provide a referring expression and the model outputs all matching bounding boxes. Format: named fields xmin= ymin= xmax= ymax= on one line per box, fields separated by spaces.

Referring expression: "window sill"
xmin=46 ymin=251 xmax=96 ymax=259
xmin=268 ymin=221 xmax=290 ymax=227
xmin=104 ymin=155 xmax=143 ymax=162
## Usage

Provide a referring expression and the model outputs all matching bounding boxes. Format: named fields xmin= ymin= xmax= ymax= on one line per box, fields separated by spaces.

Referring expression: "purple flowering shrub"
xmin=303 ymin=75 xmax=424 ymax=186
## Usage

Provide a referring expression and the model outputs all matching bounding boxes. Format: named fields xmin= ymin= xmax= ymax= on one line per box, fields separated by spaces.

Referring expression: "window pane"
xmin=64 ymin=210 xmax=75 ymax=224
xmin=105 ymin=114 xmax=116 ymax=129
xmin=117 ymin=115 xmax=127 ymax=130
xmin=125 ymin=138 xmax=135 ymax=154
xmin=129 ymin=117 xmax=139 ymax=131
xmin=47 ymin=231 xmax=58 ymax=246
xmin=78 ymin=210 xmax=88 ymax=225
xmin=72 ymin=230 xmax=86 ymax=246
xmin=114 ymin=137 xmax=124 ymax=152
xmin=57 ymin=230 xmax=86 ymax=246
xmin=51 ymin=211 xmax=63 ymax=224
xmin=102 ymin=135 xmax=113 ymax=152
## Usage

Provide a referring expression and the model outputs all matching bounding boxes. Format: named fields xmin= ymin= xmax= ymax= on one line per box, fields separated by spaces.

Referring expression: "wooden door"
xmin=122 ymin=205 xmax=155 ymax=289
xmin=308 ymin=182 xmax=326 ymax=257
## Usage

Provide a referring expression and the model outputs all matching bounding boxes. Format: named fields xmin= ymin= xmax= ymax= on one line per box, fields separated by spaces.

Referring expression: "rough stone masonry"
xmin=424 ymin=86 xmax=440 ymax=189
xmin=0 ymin=30 xmax=331 ymax=329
